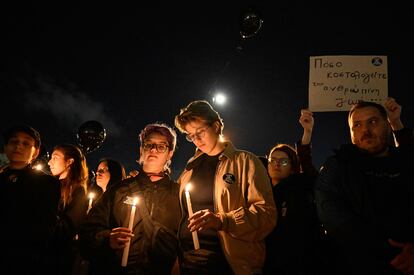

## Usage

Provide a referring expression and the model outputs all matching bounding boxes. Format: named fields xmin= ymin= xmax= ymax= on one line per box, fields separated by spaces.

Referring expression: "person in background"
xmin=315 ymin=97 xmax=414 ymax=274
xmin=82 ymin=157 xmax=126 ymax=274
xmin=80 ymin=123 xmax=181 ymax=275
xmin=264 ymin=109 xmax=323 ymax=275
xmin=48 ymin=143 xmax=89 ymax=275
xmin=0 ymin=125 xmax=61 ymax=274
xmin=174 ymin=100 xmax=276 ymax=275
xmin=88 ymin=158 xmax=126 ymax=202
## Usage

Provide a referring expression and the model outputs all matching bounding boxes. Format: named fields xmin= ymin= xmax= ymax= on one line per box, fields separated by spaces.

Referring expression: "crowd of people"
xmin=0 ymin=97 xmax=413 ymax=275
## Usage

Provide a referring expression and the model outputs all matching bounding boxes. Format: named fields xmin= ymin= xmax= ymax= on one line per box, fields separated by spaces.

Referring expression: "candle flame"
xmin=185 ymin=183 xmax=192 ymax=192
xmin=88 ymin=192 xmax=95 ymax=199
xmin=132 ymin=197 xmax=139 ymax=205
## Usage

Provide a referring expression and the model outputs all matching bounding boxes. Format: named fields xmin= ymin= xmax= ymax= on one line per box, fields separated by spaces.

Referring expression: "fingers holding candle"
xmin=189 ymin=209 xmax=222 ymax=232
xmin=109 ymin=227 xmax=134 ymax=249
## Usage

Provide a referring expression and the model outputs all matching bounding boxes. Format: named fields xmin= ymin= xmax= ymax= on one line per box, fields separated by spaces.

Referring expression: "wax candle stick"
xmin=185 ymin=183 xmax=200 ymax=250
xmin=87 ymin=192 xmax=95 ymax=214
xmin=121 ymin=197 xmax=139 ymax=266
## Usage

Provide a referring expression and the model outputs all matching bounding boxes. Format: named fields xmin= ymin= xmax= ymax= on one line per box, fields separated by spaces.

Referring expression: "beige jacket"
xmin=178 ymin=142 xmax=277 ymax=275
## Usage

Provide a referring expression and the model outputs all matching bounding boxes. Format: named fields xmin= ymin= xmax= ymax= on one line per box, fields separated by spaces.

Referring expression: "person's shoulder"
xmin=30 ymin=169 xmax=60 ymax=184
xmin=26 ymin=170 xmax=60 ymax=197
xmin=111 ymin=175 xmax=143 ymax=193
xmin=169 ymin=178 xmax=180 ymax=192
xmin=229 ymin=147 xmax=256 ymax=159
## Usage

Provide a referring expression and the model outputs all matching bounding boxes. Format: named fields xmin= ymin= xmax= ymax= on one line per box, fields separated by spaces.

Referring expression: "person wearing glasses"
xmin=315 ymin=98 xmax=414 ymax=274
xmin=263 ymin=109 xmax=324 ymax=275
xmin=174 ymin=100 xmax=276 ymax=275
xmin=80 ymin=123 xmax=181 ymax=275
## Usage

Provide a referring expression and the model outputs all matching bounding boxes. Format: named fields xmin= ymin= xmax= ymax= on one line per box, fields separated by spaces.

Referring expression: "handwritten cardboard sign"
xmin=308 ymin=55 xmax=388 ymax=112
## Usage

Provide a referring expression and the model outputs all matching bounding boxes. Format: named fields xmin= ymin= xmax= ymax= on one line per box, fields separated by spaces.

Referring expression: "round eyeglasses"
xmin=142 ymin=143 xmax=169 ymax=153
xmin=268 ymin=158 xmax=290 ymax=166
xmin=186 ymin=125 xmax=210 ymax=142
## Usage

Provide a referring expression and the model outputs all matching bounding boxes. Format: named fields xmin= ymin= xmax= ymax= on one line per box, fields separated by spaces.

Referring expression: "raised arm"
xmin=297 ymin=109 xmax=318 ymax=177
xmin=384 ymin=97 xmax=414 ymax=147
xmin=299 ymin=109 xmax=314 ymax=145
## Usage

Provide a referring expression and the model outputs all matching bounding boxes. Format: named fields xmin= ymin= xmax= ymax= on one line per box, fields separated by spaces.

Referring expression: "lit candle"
xmin=87 ymin=192 xmax=95 ymax=214
xmin=185 ymin=183 xmax=200 ymax=250
xmin=121 ymin=197 xmax=139 ymax=267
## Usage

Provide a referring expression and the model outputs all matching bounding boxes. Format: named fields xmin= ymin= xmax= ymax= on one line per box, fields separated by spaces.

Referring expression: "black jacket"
xmin=0 ymin=165 xmax=61 ymax=274
xmin=264 ymin=142 xmax=321 ymax=274
xmin=80 ymin=170 xmax=181 ymax=275
xmin=315 ymin=128 xmax=414 ymax=275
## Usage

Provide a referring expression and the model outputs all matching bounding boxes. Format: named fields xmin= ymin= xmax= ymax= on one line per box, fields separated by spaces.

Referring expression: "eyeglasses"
xmin=186 ymin=125 xmax=210 ymax=142
xmin=96 ymin=168 xmax=108 ymax=174
xmin=143 ymin=143 xmax=169 ymax=153
xmin=268 ymin=158 xmax=290 ymax=166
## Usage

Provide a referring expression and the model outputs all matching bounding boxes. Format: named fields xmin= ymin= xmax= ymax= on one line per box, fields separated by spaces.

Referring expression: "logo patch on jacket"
xmin=223 ymin=173 xmax=236 ymax=184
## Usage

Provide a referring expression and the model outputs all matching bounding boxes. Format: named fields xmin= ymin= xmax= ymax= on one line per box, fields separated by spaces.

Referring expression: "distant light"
xmin=212 ymin=93 xmax=227 ymax=105
xmin=34 ymin=163 xmax=43 ymax=171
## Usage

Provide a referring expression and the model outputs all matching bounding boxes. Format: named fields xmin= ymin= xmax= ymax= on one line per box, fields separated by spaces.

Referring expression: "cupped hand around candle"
xmin=109 ymin=227 xmax=134 ymax=249
xmin=188 ymin=209 xmax=222 ymax=232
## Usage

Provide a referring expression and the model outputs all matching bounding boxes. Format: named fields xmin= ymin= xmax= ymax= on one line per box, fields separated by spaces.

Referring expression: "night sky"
xmin=2 ymin=2 xmax=413 ymax=178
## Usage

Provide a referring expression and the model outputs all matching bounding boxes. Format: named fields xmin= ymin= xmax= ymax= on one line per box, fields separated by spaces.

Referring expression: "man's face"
xmin=349 ymin=106 xmax=390 ymax=155
xmin=4 ymin=132 xmax=39 ymax=168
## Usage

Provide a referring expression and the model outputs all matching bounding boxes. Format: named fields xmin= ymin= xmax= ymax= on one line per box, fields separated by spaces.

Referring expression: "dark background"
xmin=2 ymin=2 xmax=413 ymax=178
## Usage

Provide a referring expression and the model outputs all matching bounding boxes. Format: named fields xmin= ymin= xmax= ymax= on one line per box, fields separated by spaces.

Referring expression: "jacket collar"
xmin=185 ymin=141 xmax=237 ymax=170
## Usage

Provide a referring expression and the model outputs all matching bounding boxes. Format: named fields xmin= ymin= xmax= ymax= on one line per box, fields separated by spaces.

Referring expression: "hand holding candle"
xmin=121 ymin=197 xmax=139 ymax=267
xmin=185 ymin=183 xmax=200 ymax=250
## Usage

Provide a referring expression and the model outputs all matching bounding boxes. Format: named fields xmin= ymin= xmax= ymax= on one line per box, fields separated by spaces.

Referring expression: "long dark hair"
xmin=53 ymin=144 xmax=88 ymax=207
xmin=96 ymin=158 xmax=126 ymax=189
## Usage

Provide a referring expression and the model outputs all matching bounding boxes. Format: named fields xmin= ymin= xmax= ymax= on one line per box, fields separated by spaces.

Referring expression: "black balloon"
xmin=239 ymin=7 xmax=263 ymax=39
xmin=77 ymin=121 xmax=107 ymax=154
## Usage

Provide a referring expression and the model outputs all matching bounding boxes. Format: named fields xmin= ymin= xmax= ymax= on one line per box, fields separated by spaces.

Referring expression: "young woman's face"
xmin=267 ymin=150 xmax=292 ymax=182
xmin=140 ymin=132 xmax=173 ymax=173
xmin=184 ymin=120 xmax=223 ymax=156
xmin=48 ymin=149 xmax=71 ymax=180
xmin=96 ymin=161 xmax=110 ymax=191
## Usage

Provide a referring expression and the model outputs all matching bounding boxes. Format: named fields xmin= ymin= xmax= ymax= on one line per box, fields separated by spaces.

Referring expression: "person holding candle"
xmin=174 ymin=100 xmax=277 ymax=275
xmin=48 ymin=143 xmax=89 ymax=274
xmin=80 ymin=123 xmax=181 ymax=275
xmin=0 ymin=124 xmax=61 ymax=274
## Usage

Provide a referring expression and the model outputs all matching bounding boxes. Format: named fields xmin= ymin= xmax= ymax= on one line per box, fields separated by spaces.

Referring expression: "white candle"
xmin=121 ymin=197 xmax=138 ymax=267
xmin=87 ymin=192 xmax=95 ymax=214
xmin=185 ymin=183 xmax=200 ymax=250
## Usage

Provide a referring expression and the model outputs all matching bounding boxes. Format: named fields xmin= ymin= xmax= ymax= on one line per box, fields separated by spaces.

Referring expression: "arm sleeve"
xmin=79 ymin=190 xmax=114 ymax=260
xmin=296 ymin=141 xmax=318 ymax=182
xmin=393 ymin=127 xmax=414 ymax=147
xmin=315 ymin=157 xmax=398 ymax=273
